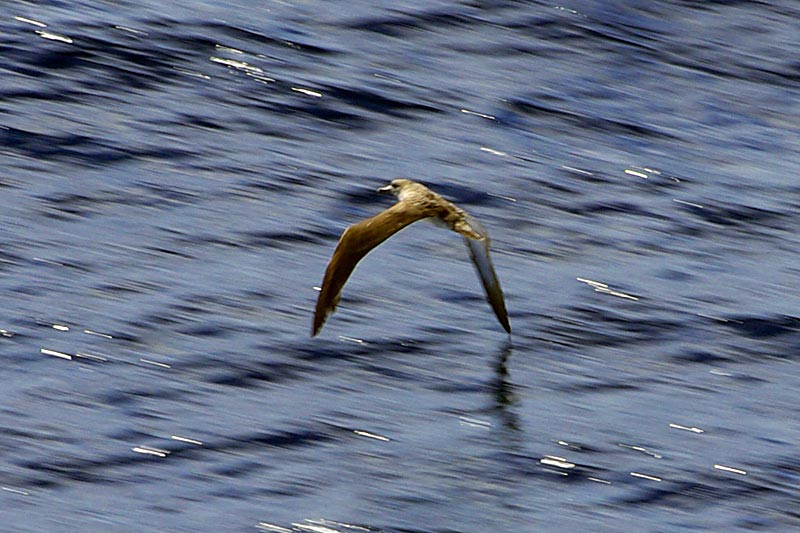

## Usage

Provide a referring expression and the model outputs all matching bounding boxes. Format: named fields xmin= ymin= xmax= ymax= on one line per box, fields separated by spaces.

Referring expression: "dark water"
xmin=2 ymin=1 xmax=800 ymax=531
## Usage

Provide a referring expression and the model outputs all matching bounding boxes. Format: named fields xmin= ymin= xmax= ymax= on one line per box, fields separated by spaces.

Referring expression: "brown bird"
xmin=312 ymin=179 xmax=511 ymax=336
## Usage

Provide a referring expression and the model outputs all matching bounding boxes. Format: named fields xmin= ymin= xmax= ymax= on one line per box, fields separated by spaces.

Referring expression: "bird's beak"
xmin=377 ymin=184 xmax=393 ymax=193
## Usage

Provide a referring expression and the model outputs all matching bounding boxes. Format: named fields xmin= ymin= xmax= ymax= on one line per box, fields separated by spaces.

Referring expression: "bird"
xmin=312 ymin=178 xmax=511 ymax=337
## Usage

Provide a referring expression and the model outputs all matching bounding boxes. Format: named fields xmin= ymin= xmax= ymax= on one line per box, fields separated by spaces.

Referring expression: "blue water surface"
xmin=1 ymin=1 xmax=800 ymax=531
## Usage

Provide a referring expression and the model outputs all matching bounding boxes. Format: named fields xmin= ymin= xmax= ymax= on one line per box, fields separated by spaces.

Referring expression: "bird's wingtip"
xmin=311 ymin=315 xmax=323 ymax=337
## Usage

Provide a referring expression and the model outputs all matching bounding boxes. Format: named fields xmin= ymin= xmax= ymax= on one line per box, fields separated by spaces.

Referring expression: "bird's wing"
xmin=460 ymin=213 xmax=511 ymax=334
xmin=312 ymin=201 xmax=431 ymax=336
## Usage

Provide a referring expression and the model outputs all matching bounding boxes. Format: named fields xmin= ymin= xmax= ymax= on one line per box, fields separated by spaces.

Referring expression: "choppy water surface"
xmin=2 ymin=1 xmax=800 ymax=531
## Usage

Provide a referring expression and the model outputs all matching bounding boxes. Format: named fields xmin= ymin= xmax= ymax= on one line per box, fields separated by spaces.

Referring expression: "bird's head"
xmin=377 ymin=178 xmax=414 ymax=199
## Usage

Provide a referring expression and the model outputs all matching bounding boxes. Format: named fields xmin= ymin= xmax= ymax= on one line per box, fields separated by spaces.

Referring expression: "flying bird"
xmin=312 ymin=179 xmax=510 ymax=336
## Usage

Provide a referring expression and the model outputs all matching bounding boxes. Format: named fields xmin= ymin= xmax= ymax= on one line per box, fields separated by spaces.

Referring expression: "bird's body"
xmin=312 ymin=179 xmax=510 ymax=336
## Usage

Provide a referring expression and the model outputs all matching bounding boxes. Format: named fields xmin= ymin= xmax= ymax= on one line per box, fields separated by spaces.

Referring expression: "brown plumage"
xmin=312 ymin=179 xmax=510 ymax=336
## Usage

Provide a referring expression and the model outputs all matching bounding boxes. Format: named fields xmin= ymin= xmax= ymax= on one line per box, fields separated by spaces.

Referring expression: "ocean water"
xmin=1 ymin=1 xmax=800 ymax=531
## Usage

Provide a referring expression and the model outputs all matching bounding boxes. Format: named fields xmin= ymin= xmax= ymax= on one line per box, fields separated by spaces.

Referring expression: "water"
xmin=2 ymin=1 xmax=800 ymax=531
